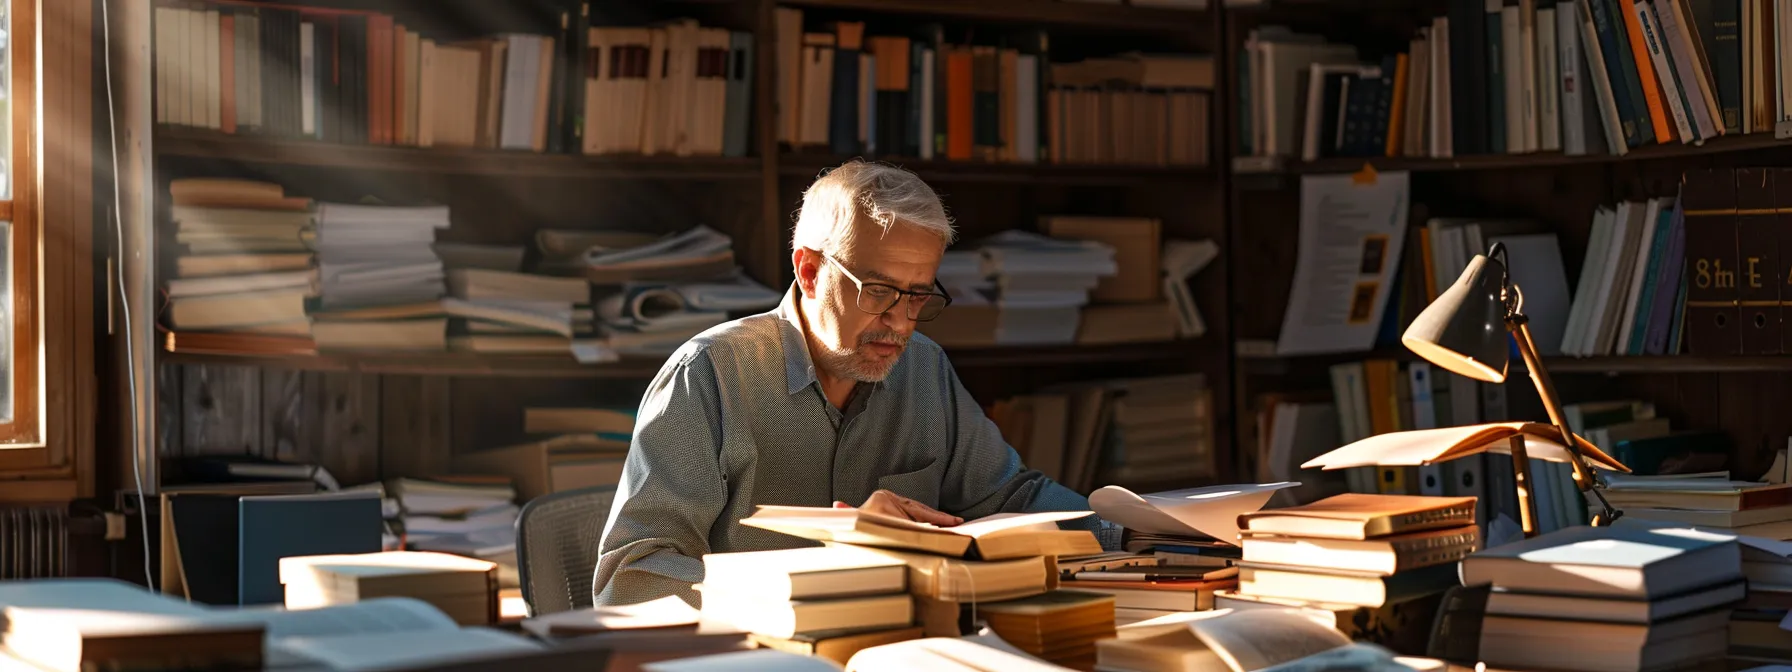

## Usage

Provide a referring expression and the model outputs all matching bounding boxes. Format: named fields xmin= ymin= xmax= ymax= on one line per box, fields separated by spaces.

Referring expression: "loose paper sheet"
xmin=1276 ymin=171 xmax=1411 ymax=355
xmin=745 ymin=506 xmax=1092 ymax=538
xmin=1088 ymin=483 xmax=1298 ymax=545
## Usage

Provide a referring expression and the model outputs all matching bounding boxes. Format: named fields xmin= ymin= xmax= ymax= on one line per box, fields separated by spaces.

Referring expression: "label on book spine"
xmin=1736 ymin=168 xmax=1781 ymax=354
xmin=1681 ymin=168 xmax=1742 ymax=355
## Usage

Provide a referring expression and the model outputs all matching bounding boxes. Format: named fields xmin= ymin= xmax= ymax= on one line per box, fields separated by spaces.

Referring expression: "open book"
xmin=1300 ymin=422 xmax=1629 ymax=472
xmin=1097 ymin=608 xmax=1352 ymax=672
xmin=740 ymin=507 xmax=1101 ymax=560
xmin=1088 ymin=482 xmax=1297 ymax=546
xmin=0 ymin=579 xmax=551 ymax=672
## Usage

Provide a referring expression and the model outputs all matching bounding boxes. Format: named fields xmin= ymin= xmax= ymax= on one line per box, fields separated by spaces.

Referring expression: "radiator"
xmin=0 ymin=506 xmax=67 ymax=579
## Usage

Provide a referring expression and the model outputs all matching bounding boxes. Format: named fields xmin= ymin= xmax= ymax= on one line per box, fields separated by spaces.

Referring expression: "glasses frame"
xmin=822 ymin=253 xmax=954 ymax=322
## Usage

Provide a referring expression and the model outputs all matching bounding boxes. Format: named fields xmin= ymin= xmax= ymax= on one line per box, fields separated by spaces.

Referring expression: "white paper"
xmin=1276 ymin=171 xmax=1411 ymax=355
xmin=273 ymin=626 xmax=542 ymax=671
xmin=1088 ymin=483 xmax=1298 ymax=545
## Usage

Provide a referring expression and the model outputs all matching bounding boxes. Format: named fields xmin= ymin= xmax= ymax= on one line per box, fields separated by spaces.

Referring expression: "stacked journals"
xmin=926 ymin=231 xmax=1116 ymax=347
xmin=536 ymin=225 xmax=781 ymax=357
xmin=278 ymin=551 xmax=499 ymax=626
xmin=309 ymin=202 xmax=451 ymax=351
xmin=1230 ymin=494 xmax=1475 ymax=610
xmin=370 ymin=479 xmax=520 ymax=586
xmin=161 ymin=178 xmax=319 ymax=356
xmin=443 ymin=269 xmax=592 ymax=355
xmin=1461 ymin=525 xmax=1744 ymax=672
xmin=694 ymin=545 xmax=922 ymax=664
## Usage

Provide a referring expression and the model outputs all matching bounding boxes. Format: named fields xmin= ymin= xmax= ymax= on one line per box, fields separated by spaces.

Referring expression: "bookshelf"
xmin=1223 ymin=0 xmax=1792 ymax=490
xmin=128 ymin=0 xmax=1230 ymax=496
xmin=121 ymin=0 xmax=1792 ymax=503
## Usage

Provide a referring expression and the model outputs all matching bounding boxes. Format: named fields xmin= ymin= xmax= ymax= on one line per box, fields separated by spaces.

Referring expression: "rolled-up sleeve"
xmin=592 ymin=349 xmax=729 ymax=607
xmin=936 ymin=365 xmax=1124 ymax=551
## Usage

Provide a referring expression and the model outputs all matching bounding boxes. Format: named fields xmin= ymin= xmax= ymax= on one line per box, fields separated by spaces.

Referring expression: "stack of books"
xmin=1057 ymin=564 xmax=1236 ymax=627
xmin=278 ymin=550 xmax=499 ymax=625
xmin=1600 ymin=472 xmax=1792 ymax=540
xmin=537 ymin=225 xmax=779 ymax=357
xmin=973 ymin=590 xmax=1116 ymax=669
xmin=694 ymin=545 xmax=922 ymax=664
xmin=1461 ymin=524 xmax=1744 ymax=672
xmin=975 ymin=230 xmax=1117 ymax=346
xmin=161 ymin=178 xmax=319 ymax=356
xmin=374 ymin=479 xmax=520 ymax=586
xmin=1228 ymin=494 xmax=1475 ymax=610
xmin=927 ymin=230 xmax=1117 ymax=348
xmin=443 ymin=268 xmax=592 ymax=355
xmin=736 ymin=506 xmax=1103 ymax=639
xmin=309 ymin=202 xmax=451 ymax=351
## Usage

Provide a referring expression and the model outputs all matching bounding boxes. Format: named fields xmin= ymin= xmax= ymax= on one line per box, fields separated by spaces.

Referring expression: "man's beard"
xmin=817 ymin=328 xmax=910 ymax=383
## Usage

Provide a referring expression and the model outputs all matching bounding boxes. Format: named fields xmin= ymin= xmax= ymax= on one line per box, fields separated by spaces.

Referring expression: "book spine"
xmin=1736 ymin=168 xmax=1780 ymax=354
xmin=1487 ymin=0 xmax=1508 ymax=153
xmin=1681 ymin=168 xmax=1742 ymax=355
xmin=1644 ymin=203 xmax=1686 ymax=354
xmin=1452 ymin=0 xmax=1490 ymax=156
xmin=1777 ymin=168 xmax=1792 ymax=355
xmin=1695 ymin=0 xmax=1742 ymax=134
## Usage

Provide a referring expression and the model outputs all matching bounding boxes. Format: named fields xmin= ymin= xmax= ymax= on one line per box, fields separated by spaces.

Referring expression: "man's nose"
xmin=880 ymin=308 xmax=916 ymax=335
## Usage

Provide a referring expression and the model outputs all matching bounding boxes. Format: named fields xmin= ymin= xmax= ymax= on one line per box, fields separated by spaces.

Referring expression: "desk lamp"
xmin=1401 ymin=241 xmax=1624 ymax=537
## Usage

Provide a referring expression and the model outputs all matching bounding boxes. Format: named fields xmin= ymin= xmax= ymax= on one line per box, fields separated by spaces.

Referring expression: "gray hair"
xmin=792 ymin=161 xmax=955 ymax=254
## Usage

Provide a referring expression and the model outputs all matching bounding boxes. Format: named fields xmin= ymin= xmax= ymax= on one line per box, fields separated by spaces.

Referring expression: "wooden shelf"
xmin=159 ymin=350 xmax=673 ymax=378
xmin=160 ymin=339 xmax=1201 ymax=377
xmin=776 ymin=0 xmax=1208 ymax=33
xmin=154 ymin=128 xmax=761 ymax=180
xmin=947 ymin=340 xmax=1201 ymax=366
xmin=1238 ymin=132 xmax=1792 ymax=177
xmin=1239 ymin=350 xmax=1792 ymax=375
xmin=781 ymin=154 xmax=1214 ymax=185
xmin=1544 ymin=356 xmax=1792 ymax=374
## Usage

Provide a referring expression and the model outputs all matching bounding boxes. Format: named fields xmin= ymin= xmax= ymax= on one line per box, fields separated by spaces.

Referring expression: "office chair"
xmin=514 ymin=485 xmax=617 ymax=617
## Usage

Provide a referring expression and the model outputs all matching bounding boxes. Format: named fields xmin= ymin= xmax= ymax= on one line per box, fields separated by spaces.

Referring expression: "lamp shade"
xmin=1402 ymin=254 xmax=1510 ymax=383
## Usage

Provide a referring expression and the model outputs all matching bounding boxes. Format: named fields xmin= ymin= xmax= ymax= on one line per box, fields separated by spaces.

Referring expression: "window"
xmin=0 ymin=0 xmax=39 ymax=451
xmin=0 ymin=0 xmax=99 ymax=503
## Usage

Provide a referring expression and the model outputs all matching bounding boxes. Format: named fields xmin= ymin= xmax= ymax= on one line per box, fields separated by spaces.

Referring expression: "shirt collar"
xmin=775 ymin=284 xmax=820 ymax=396
xmin=774 ymin=283 xmax=895 ymax=399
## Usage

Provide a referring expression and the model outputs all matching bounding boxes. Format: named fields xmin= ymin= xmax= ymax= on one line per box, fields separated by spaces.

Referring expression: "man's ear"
xmin=793 ymin=247 xmax=822 ymax=299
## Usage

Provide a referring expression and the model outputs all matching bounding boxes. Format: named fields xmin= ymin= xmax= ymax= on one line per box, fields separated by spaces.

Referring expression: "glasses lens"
xmin=912 ymin=294 xmax=949 ymax=321
xmin=857 ymin=284 xmax=901 ymax=315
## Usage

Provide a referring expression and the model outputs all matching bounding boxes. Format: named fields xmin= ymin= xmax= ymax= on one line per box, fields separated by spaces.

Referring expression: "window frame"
xmin=0 ymin=0 xmax=43 ymax=457
xmin=0 ymin=0 xmax=97 ymax=503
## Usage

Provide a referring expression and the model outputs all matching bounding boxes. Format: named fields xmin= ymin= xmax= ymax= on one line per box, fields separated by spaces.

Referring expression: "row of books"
xmin=774 ymin=8 xmax=1213 ymax=166
xmin=1242 ymin=0 xmax=1772 ymax=163
xmin=153 ymin=0 xmax=753 ymax=158
xmin=990 ymin=373 xmax=1215 ymax=495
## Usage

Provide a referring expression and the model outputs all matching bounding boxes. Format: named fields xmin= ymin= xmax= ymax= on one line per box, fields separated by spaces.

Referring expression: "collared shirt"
xmin=591 ymin=285 xmax=1121 ymax=607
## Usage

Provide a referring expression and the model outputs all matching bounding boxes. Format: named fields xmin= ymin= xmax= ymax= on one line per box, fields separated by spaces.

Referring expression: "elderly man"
xmin=592 ymin=161 xmax=1119 ymax=607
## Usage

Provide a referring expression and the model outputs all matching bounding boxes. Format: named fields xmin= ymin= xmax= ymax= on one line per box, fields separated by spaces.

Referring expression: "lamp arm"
xmin=1507 ymin=313 xmax=1622 ymax=525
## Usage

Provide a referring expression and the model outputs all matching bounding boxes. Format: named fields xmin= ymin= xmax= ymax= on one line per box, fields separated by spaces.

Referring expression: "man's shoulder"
xmin=661 ymin=311 xmax=786 ymax=371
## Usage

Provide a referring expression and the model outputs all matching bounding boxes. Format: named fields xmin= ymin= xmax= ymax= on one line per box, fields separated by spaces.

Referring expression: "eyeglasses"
xmin=823 ymin=254 xmax=953 ymax=322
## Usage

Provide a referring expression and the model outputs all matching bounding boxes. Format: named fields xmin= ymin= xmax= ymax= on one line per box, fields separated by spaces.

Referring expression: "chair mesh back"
xmin=516 ymin=486 xmax=616 ymax=616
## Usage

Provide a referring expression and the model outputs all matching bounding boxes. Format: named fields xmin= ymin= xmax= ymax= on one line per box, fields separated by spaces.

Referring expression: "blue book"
xmin=238 ymin=491 xmax=383 ymax=605
xmin=1459 ymin=524 xmax=1739 ymax=598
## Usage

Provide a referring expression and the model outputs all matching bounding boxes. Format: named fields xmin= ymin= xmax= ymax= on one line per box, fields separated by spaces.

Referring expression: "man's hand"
xmin=835 ymin=490 xmax=963 ymax=526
